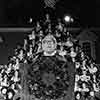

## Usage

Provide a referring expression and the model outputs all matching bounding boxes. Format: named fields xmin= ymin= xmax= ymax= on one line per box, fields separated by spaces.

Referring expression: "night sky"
xmin=0 ymin=0 xmax=98 ymax=27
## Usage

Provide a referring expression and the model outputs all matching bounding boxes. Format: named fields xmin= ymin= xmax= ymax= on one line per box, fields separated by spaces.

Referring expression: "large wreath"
xmin=26 ymin=54 xmax=72 ymax=100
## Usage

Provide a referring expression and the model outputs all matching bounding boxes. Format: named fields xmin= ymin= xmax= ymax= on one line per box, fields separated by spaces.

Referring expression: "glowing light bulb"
xmin=64 ymin=15 xmax=74 ymax=23
xmin=64 ymin=15 xmax=71 ymax=22
xmin=29 ymin=18 xmax=33 ymax=23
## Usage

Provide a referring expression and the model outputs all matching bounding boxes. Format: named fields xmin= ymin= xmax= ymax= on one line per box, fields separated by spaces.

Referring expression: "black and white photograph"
xmin=0 ymin=0 xmax=100 ymax=100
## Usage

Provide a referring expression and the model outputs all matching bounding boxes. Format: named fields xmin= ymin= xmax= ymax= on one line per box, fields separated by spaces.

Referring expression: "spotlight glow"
xmin=64 ymin=15 xmax=74 ymax=23
xmin=71 ymin=18 xmax=74 ymax=22
xmin=64 ymin=15 xmax=71 ymax=22
xmin=29 ymin=18 xmax=33 ymax=23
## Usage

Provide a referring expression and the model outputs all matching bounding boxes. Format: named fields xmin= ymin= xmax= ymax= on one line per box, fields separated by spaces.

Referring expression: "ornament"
xmin=90 ymin=91 xmax=94 ymax=97
xmin=88 ymin=64 xmax=98 ymax=74
xmin=1 ymin=87 xmax=7 ymax=95
xmin=70 ymin=47 xmax=77 ymax=58
xmin=13 ymin=71 xmax=20 ymax=82
xmin=55 ymin=30 xmax=61 ymax=38
xmin=74 ymin=82 xmax=81 ymax=92
xmin=93 ymin=83 xmax=99 ymax=92
xmin=76 ymin=92 xmax=81 ymax=100
xmin=81 ymin=51 xmax=85 ymax=60
xmin=56 ymin=18 xmax=64 ymax=32
xmin=18 ymin=50 xmax=24 ymax=61
xmin=36 ymin=21 xmax=41 ymax=32
xmin=45 ymin=14 xmax=51 ymax=24
xmin=80 ymin=72 xmax=90 ymax=82
xmin=65 ymin=38 xmax=73 ymax=47
xmin=58 ymin=45 xmax=66 ymax=57
xmin=29 ymin=30 xmax=35 ymax=40
xmin=37 ymin=42 xmax=42 ymax=53
xmin=6 ymin=89 xmax=15 ymax=100
xmin=82 ymin=83 xmax=89 ymax=92
xmin=75 ymin=62 xmax=80 ymax=68
xmin=24 ymin=39 xmax=27 ymax=50
xmin=42 ymin=34 xmax=57 ymax=55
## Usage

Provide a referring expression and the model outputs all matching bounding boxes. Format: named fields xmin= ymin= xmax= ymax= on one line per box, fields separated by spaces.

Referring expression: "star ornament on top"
xmin=44 ymin=0 xmax=59 ymax=9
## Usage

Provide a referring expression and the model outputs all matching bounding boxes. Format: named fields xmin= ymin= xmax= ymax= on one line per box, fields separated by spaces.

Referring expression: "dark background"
xmin=0 ymin=33 xmax=24 ymax=64
xmin=0 ymin=0 xmax=99 ymax=64
xmin=0 ymin=0 xmax=98 ymax=27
